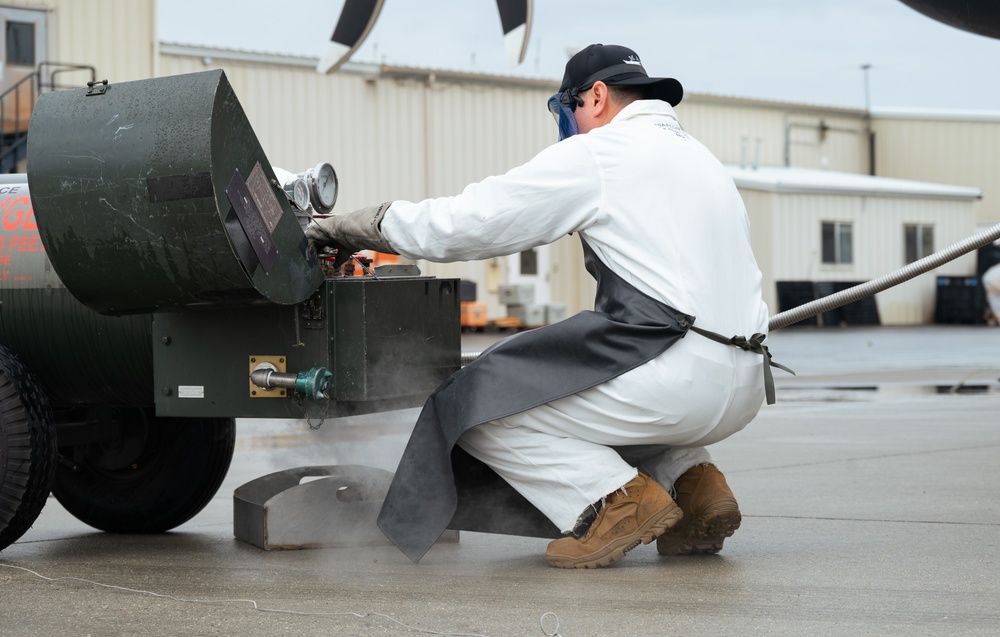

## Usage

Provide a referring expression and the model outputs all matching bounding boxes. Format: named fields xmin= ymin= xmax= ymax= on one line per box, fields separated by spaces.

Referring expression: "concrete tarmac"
xmin=2 ymin=325 xmax=1000 ymax=636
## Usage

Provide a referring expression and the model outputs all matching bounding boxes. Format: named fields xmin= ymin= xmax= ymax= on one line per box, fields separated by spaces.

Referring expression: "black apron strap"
xmin=688 ymin=325 xmax=795 ymax=405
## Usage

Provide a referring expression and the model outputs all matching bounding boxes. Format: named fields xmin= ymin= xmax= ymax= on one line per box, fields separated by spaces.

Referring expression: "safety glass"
xmin=547 ymin=92 xmax=580 ymax=142
xmin=547 ymin=62 xmax=641 ymax=134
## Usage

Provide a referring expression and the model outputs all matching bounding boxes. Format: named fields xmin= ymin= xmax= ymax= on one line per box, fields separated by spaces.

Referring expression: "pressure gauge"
xmin=272 ymin=166 xmax=312 ymax=212
xmin=283 ymin=177 xmax=311 ymax=211
xmin=306 ymin=162 xmax=338 ymax=213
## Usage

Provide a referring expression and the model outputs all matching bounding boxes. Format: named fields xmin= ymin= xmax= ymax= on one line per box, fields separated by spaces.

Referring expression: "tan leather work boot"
xmin=656 ymin=463 xmax=741 ymax=556
xmin=546 ymin=472 xmax=683 ymax=569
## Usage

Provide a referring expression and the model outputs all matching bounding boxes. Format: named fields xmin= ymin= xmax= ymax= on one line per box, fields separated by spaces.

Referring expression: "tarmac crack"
xmin=731 ymin=441 xmax=1000 ymax=474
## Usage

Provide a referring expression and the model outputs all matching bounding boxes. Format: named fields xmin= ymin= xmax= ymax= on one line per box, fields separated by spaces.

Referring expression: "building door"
xmin=507 ymin=245 xmax=550 ymax=304
xmin=0 ymin=7 xmax=46 ymax=134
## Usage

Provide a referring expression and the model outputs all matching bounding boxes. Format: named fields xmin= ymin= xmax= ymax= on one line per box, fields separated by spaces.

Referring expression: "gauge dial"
xmin=291 ymin=178 xmax=310 ymax=211
xmin=309 ymin=162 xmax=338 ymax=213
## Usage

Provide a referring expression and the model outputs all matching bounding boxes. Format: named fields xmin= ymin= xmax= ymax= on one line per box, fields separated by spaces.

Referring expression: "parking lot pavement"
xmin=2 ymin=325 xmax=1000 ymax=636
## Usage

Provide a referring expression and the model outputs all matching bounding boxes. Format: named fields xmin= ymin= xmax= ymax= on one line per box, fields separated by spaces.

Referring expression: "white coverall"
xmin=379 ymin=100 xmax=770 ymax=533
xmin=984 ymin=263 xmax=1000 ymax=323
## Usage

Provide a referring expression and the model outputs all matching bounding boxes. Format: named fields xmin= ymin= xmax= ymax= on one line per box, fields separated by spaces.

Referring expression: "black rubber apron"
xmin=377 ymin=239 xmax=695 ymax=562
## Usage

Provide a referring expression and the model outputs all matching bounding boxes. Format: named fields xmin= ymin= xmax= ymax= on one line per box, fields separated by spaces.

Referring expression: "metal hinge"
xmin=86 ymin=79 xmax=109 ymax=96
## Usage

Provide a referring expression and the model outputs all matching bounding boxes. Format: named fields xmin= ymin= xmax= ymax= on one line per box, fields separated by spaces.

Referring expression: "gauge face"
xmin=312 ymin=162 xmax=338 ymax=212
xmin=292 ymin=179 xmax=310 ymax=210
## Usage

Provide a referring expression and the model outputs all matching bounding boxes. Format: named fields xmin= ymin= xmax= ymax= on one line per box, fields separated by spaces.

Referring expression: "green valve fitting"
xmin=294 ymin=367 xmax=332 ymax=401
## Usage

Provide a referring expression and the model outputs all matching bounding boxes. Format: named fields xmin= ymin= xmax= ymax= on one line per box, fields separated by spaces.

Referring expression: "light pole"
xmin=860 ymin=63 xmax=872 ymax=114
xmin=861 ymin=64 xmax=874 ymax=175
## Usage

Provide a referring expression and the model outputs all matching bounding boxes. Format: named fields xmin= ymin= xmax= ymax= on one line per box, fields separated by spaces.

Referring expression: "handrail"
xmin=38 ymin=62 xmax=96 ymax=91
xmin=0 ymin=66 xmax=37 ymax=140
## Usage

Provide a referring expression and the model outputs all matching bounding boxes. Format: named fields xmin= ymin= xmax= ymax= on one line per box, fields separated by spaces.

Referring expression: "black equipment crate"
xmin=775 ymin=281 xmax=818 ymax=327
xmin=460 ymin=279 xmax=477 ymax=303
xmin=934 ymin=276 xmax=984 ymax=324
xmin=776 ymin=280 xmax=880 ymax=327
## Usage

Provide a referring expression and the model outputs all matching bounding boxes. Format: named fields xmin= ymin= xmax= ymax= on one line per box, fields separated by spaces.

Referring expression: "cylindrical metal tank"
xmin=0 ymin=177 xmax=153 ymax=406
xmin=27 ymin=69 xmax=323 ymax=316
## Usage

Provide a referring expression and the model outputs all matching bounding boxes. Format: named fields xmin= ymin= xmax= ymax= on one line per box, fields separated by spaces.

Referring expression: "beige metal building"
xmin=3 ymin=0 xmax=997 ymax=325
xmin=732 ymin=166 xmax=980 ymax=324
xmin=0 ymin=0 xmax=156 ymax=90
xmin=872 ymin=108 xmax=1000 ymax=227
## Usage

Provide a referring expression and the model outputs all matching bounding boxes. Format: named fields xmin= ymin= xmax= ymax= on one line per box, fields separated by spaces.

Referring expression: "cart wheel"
xmin=0 ymin=345 xmax=56 ymax=552
xmin=53 ymin=409 xmax=235 ymax=533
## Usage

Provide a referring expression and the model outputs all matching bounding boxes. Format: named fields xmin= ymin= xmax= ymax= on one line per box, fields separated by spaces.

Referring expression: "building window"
xmin=904 ymin=224 xmax=934 ymax=264
xmin=821 ymin=221 xmax=853 ymax=264
xmin=519 ymin=248 xmax=537 ymax=275
xmin=5 ymin=20 xmax=35 ymax=66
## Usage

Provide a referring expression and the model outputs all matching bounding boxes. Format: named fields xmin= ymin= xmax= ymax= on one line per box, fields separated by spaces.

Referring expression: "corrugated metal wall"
xmin=160 ymin=54 xmax=556 ymax=207
xmin=740 ymin=188 xmax=778 ymax=313
xmin=874 ymin=116 xmax=1000 ymax=226
xmin=677 ymin=96 xmax=870 ymax=174
xmin=8 ymin=0 xmax=155 ymax=82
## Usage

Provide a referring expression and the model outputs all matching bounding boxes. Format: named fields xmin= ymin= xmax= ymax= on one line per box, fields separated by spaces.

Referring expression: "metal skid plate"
xmin=234 ymin=465 xmax=458 ymax=550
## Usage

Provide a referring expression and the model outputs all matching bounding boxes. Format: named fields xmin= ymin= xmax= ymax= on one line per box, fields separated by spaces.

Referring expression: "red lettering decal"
xmin=7 ymin=236 xmax=42 ymax=252
xmin=2 ymin=204 xmax=20 ymax=231
xmin=23 ymin=203 xmax=36 ymax=231
xmin=3 ymin=197 xmax=31 ymax=231
xmin=0 ymin=255 xmax=8 ymax=265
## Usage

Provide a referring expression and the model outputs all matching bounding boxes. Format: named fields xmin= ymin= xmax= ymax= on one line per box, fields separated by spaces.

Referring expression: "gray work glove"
xmin=305 ymin=202 xmax=398 ymax=267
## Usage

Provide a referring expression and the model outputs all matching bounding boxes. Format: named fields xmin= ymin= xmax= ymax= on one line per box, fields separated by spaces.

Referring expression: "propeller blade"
xmin=317 ymin=0 xmax=386 ymax=74
xmin=496 ymin=0 xmax=532 ymax=66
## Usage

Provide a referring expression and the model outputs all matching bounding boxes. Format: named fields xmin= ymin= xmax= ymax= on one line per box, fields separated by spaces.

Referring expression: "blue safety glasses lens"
xmin=547 ymin=93 xmax=579 ymax=142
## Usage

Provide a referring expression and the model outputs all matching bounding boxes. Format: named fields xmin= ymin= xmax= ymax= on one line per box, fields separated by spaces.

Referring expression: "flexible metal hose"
xmin=461 ymin=221 xmax=1000 ymax=364
xmin=460 ymin=351 xmax=482 ymax=366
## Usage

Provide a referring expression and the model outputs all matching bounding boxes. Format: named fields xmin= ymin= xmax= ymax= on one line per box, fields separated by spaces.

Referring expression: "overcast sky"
xmin=157 ymin=0 xmax=1000 ymax=111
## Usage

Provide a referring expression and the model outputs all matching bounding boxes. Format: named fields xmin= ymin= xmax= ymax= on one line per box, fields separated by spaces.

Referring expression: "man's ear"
xmin=590 ymin=81 xmax=610 ymax=116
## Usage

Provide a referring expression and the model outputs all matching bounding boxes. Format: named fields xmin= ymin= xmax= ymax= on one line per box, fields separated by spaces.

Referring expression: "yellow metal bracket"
xmin=249 ymin=355 xmax=287 ymax=398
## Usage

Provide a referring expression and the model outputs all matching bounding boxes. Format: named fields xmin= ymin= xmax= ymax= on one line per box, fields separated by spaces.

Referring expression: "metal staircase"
xmin=0 ymin=62 xmax=95 ymax=173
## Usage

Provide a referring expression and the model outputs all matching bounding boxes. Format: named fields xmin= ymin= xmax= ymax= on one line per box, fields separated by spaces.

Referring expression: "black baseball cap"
xmin=559 ymin=44 xmax=683 ymax=106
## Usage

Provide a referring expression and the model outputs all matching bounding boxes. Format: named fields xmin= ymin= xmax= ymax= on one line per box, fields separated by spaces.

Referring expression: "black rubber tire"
xmin=0 ymin=345 xmax=56 ymax=552
xmin=53 ymin=410 xmax=235 ymax=533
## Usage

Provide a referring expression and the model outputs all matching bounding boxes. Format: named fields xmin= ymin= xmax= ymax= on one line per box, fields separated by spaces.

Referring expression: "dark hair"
xmin=607 ymin=83 xmax=646 ymax=106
